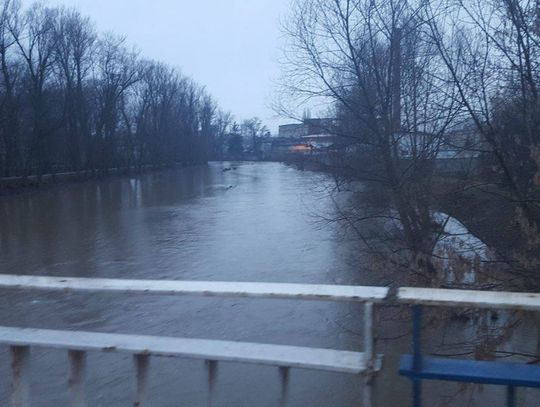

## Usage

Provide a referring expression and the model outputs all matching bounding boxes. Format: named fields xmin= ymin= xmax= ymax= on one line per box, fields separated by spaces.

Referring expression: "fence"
xmin=0 ymin=275 xmax=538 ymax=407
xmin=0 ymin=275 xmax=388 ymax=407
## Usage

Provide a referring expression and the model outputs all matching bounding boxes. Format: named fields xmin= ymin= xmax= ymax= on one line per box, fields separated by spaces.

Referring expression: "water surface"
xmin=0 ymin=162 xmax=537 ymax=406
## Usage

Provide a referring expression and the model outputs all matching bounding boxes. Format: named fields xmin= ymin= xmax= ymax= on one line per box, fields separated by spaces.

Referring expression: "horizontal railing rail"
xmin=0 ymin=274 xmax=389 ymax=303
xmin=1 ymin=275 xmax=537 ymax=309
xmin=398 ymin=287 xmax=540 ymax=311
xmin=0 ymin=327 xmax=381 ymax=374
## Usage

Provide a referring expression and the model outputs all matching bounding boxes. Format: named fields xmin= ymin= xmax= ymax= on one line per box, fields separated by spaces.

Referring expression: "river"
xmin=0 ymin=161 xmax=537 ymax=406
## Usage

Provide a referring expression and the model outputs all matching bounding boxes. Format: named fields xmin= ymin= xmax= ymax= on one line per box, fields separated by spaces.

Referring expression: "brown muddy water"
xmin=0 ymin=161 xmax=538 ymax=406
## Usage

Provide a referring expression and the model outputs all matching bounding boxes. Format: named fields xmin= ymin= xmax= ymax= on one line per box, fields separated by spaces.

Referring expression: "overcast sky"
xmin=23 ymin=0 xmax=294 ymax=132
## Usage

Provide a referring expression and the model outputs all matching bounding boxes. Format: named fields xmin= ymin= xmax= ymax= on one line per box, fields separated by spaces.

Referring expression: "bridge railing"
xmin=0 ymin=275 xmax=389 ymax=407
xmin=1 ymin=275 xmax=539 ymax=407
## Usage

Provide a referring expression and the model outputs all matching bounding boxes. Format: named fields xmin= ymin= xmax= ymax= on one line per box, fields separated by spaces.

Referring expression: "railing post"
xmin=363 ymin=302 xmax=374 ymax=407
xmin=133 ymin=354 xmax=150 ymax=407
xmin=506 ymin=386 xmax=516 ymax=407
xmin=206 ymin=360 xmax=218 ymax=407
xmin=412 ymin=305 xmax=423 ymax=407
xmin=278 ymin=366 xmax=290 ymax=407
xmin=10 ymin=346 xmax=30 ymax=407
xmin=68 ymin=350 xmax=87 ymax=407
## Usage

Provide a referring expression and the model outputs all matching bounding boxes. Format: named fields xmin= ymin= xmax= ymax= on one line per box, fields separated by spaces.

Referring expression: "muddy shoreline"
xmin=0 ymin=162 xmax=207 ymax=195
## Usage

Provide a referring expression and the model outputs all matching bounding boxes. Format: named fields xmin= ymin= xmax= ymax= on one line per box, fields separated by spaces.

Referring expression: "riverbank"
xmin=285 ymin=154 xmax=536 ymax=289
xmin=0 ymin=162 xmax=207 ymax=194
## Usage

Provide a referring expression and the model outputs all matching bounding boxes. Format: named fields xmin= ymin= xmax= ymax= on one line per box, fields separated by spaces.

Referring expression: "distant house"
xmin=392 ymin=123 xmax=484 ymax=175
xmin=270 ymin=118 xmax=339 ymax=159
xmin=301 ymin=134 xmax=336 ymax=151
xmin=303 ymin=118 xmax=335 ymax=136
xmin=278 ymin=123 xmax=306 ymax=138
xmin=396 ymin=133 xmax=483 ymax=160
xmin=278 ymin=118 xmax=336 ymax=138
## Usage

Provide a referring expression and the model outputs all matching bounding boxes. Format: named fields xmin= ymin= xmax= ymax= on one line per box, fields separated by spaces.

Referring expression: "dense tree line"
xmin=0 ymin=0 xmax=228 ymax=178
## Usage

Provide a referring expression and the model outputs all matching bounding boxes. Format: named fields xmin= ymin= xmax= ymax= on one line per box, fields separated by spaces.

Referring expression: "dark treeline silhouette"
xmin=0 ymin=0 xmax=225 ymax=178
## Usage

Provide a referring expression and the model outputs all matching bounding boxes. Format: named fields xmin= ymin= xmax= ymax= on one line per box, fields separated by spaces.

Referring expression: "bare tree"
xmin=423 ymin=0 xmax=540 ymax=286
xmin=0 ymin=0 xmax=21 ymax=176
xmin=213 ymin=110 xmax=233 ymax=159
xmin=53 ymin=7 xmax=96 ymax=172
xmin=92 ymin=34 xmax=139 ymax=169
xmin=282 ymin=0 xmax=462 ymax=283
xmin=241 ymin=117 xmax=267 ymax=154
xmin=11 ymin=2 xmax=59 ymax=176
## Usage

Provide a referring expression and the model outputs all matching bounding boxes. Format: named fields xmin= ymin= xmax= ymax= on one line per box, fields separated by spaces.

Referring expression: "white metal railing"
xmin=0 ymin=275 xmax=388 ymax=407
xmin=0 ymin=275 xmax=539 ymax=407
xmin=397 ymin=287 xmax=540 ymax=311
xmin=0 ymin=274 xmax=389 ymax=302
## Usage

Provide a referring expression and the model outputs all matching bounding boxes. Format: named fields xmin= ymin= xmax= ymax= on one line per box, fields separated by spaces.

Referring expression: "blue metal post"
xmin=412 ymin=305 xmax=423 ymax=407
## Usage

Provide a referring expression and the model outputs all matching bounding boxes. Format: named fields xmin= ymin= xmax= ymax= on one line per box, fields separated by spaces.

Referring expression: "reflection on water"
xmin=0 ymin=162 xmax=538 ymax=406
